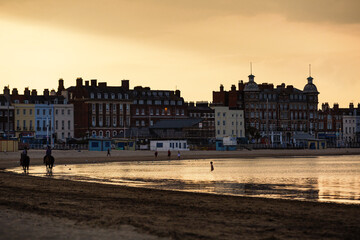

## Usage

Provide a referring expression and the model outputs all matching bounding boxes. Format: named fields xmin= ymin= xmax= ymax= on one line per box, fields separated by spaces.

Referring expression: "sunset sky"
xmin=1 ymin=0 xmax=359 ymax=107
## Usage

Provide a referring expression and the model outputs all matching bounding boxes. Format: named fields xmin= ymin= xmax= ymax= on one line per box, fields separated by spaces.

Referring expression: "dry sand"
xmin=1 ymin=149 xmax=360 ymax=239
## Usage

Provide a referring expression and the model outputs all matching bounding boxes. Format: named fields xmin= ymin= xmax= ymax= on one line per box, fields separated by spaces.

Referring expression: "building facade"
xmin=0 ymin=90 xmax=15 ymax=138
xmin=213 ymin=106 xmax=245 ymax=140
xmin=53 ymin=103 xmax=74 ymax=142
xmin=66 ymin=78 xmax=133 ymax=138
xmin=213 ymin=73 xmax=319 ymax=144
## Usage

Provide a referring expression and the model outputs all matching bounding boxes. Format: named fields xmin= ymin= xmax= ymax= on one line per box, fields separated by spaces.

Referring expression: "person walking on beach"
xmin=167 ymin=150 xmax=171 ymax=159
xmin=177 ymin=151 xmax=181 ymax=160
xmin=107 ymin=148 xmax=111 ymax=157
xmin=210 ymin=161 xmax=214 ymax=171
xmin=155 ymin=151 xmax=158 ymax=159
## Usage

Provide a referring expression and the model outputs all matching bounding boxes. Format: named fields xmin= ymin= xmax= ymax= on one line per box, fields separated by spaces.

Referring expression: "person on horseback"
xmin=46 ymin=145 xmax=52 ymax=157
xmin=22 ymin=146 xmax=28 ymax=157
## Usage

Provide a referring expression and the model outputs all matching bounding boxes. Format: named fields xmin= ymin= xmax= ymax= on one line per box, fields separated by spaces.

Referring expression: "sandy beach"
xmin=1 ymin=149 xmax=360 ymax=239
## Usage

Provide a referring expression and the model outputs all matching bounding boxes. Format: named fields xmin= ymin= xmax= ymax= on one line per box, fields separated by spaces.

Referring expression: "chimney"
xmin=44 ymin=89 xmax=49 ymax=97
xmin=238 ymin=80 xmax=244 ymax=91
xmin=231 ymin=84 xmax=236 ymax=91
xmin=122 ymin=80 xmax=129 ymax=90
xmin=76 ymin=77 xmax=83 ymax=87
xmin=24 ymin=88 xmax=30 ymax=96
xmin=220 ymin=84 xmax=224 ymax=92
xmin=175 ymin=90 xmax=181 ymax=97
xmin=91 ymin=79 xmax=97 ymax=87
xmin=12 ymin=88 xmax=18 ymax=95
xmin=50 ymin=89 xmax=56 ymax=96
xmin=85 ymin=81 xmax=89 ymax=87
xmin=98 ymin=82 xmax=107 ymax=87
xmin=31 ymin=89 xmax=37 ymax=96
xmin=3 ymin=86 xmax=10 ymax=95
xmin=189 ymin=102 xmax=195 ymax=107
xmin=358 ymin=103 xmax=360 ymax=109
xmin=349 ymin=103 xmax=354 ymax=109
xmin=333 ymin=103 xmax=339 ymax=110
xmin=58 ymin=78 xmax=65 ymax=93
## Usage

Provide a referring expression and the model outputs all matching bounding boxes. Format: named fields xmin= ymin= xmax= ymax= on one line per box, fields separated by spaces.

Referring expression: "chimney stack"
xmin=175 ymin=90 xmax=181 ymax=97
xmin=12 ymin=88 xmax=18 ymax=95
xmin=85 ymin=81 xmax=89 ymax=87
xmin=3 ymin=86 xmax=10 ymax=95
xmin=76 ymin=77 xmax=83 ymax=87
xmin=58 ymin=78 xmax=65 ymax=93
xmin=44 ymin=89 xmax=49 ymax=97
xmin=91 ymin=79 xmax=97 ymax=87
xmin=31 ymin=89 xmax=37 ymax=96
xmin=98 ymin=82 xmax=107 ymax=87
xmin=220 ymin=84 xmax=224 ymax=92
xmin=121 ymin=80 xmax=129 ymax=90
xmin=24 ymin=88 xmax=30 ymax=96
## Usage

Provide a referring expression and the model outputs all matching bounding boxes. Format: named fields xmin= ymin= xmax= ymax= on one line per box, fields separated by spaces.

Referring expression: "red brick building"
xmin=213 ymin=74 xmax=319 ymax=144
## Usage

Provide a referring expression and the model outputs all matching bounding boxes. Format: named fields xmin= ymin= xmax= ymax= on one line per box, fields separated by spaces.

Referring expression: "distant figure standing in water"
xmin=177 ymin=151 xmax=181 ymax=160
xmin=168 ymin=150 xmax=171 ymax=159
xmin=107 ymin=148 xmax=111 ymax=157
xmin=155 ymin=151 xmax=158 ymax=159
xmin=210 ymin=161 xmax=214 ymax=171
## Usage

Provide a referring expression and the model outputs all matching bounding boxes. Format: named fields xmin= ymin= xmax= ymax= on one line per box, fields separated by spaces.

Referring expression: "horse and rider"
xmin=20 ymin=146 xmax=30 ymax=174
xmin=43 ymin=145 xmax=55 ymax=175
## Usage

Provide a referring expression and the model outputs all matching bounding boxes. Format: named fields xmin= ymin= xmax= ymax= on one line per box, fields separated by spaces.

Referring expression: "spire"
xmin=307 ymin=64 xmax=313 ymax=83
xmin=248 ymin=62 xmax=255 ymax=82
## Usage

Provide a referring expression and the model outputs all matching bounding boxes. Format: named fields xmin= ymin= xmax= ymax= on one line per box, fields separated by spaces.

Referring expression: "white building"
xmin=343 ymin=114 xmax=359 ymax=144
xmin=54 ymin=103 xmax=74 ymax=142
xmin=150 ymin=140 xmax=189 ymax=151
xmin=213 ymin=106 xmax=245 ymax=140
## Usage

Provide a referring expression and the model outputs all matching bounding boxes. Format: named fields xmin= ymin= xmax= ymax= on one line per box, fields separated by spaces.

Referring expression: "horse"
xmin=20 ymin=153 xmax=30 ymax=174
xmin=43 ymin=155 xmax=55 ymax=175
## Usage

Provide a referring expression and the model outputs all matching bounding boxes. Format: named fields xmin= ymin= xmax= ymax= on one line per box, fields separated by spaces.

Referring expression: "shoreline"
xmin=1 ymin=170 xmax=360 ymax=239
xmin=1 ymin=148 xmax=360 ymax=169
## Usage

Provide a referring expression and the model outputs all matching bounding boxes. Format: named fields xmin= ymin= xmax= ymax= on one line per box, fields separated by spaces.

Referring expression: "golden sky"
xmin=1 ymin=0 xmax=360 ymax=107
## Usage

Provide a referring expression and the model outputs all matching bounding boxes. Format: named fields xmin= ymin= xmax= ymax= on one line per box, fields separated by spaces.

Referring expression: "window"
xmin=97 ymin=93 xmax=101 ymax=99
xmin=104 ymin=93 xmax=108 ymax=99
xmin=62 ymin=109 xmax=64 ymax=115
xmin=92 ymin=116 xmax=96 ymax=127
xmin=56 ymin=120 xmax=58 ymax=130
xmin=56 ymin=109 xmax=58 ymax=115
xmin=68 ymin=120 xmax=71 ymax=130
xmin=113 ymin=104 xmax=117 ymax=112
xmin=106 ymin=104 xmax=110 ymax=112
xmin=90 ymin=93 xmax=94 ymax=99
xmin=99 ymin=131 xmax=103 ymax=137
xmin=113 ymin=117 xmax=117 ymax=127
xmin=106 ymin=131 xmax=110 ymax=137
xmin=106 ymin=116 xmax=110 ymax=127
xmin=62 ymin=132 xmax=64 ymax=139
xmin=37 ymin=109 xmax=40 ymax=115
xmin=23 ymin=109 xmax=26 ymax=115
xmin=99 ymin=104 xmax=103 ymax=112
xmin=62 ymin=120 xmax=64 ymax=130
xmin=68 ymin=109 xmax=70 ymax=115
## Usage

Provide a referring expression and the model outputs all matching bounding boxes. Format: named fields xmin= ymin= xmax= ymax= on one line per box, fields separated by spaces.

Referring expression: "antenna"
xmin=250 ymin=62 xmax=253 ymax=75
xmin=309 ymin=64 xmax=311 ymax=77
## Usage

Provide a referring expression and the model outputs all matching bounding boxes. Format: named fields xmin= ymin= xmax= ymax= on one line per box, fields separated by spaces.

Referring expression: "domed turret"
xmin=303 ymin=76 xmax=318 ymax=93
xmin=244 ymin=74 xmax=259 ymax=92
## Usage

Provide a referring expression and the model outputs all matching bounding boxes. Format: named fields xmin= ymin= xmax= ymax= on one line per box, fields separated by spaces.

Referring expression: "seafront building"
xmin=213 ymin=106 xmax=245 ymax=140
xmin=64 ymin=78 xmax=187 ymax=139
xmin=0 ymin=89 xmax=15 ymax=138
xmin=212 ymin=73 xmax=319 ymax=144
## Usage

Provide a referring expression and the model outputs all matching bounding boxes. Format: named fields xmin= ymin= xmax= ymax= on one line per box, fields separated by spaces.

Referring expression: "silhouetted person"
xmin=46 ymin=145 xmax=52 ymax=157
xmin=107 ymin=148 xmax=111 ymax=157
xmin=210 ymin=161 xmax=214 ymax=171
xmin=168 ymin=150 xmax=171 ymax=159
xmin=177 ymin=151 xmax=181 ymax=160
xmin=155 ymin=151 xmax=158 ymax=158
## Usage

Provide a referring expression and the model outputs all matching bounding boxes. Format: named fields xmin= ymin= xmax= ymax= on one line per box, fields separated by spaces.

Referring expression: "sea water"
xmin=9 ymin=155 xmax=360 ymax=204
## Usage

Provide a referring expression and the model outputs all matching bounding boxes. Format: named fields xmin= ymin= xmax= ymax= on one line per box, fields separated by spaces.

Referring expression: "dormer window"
xmin=118 ymin=93 xmax=122 ymax=99
xmin=24 ymin=100 xmax=29 ymax=104
xmin=111 ymin=93 xmax=115 ymax=99
xmin=90 ymin=93 xmax=94 ymax=99
xmin=125 ymin=94 xmax=129 ymax=99
xmin=104 ymin=93 xmax=108 ymax=99
xmin=97 ymin=93 xmax=101 ymax=99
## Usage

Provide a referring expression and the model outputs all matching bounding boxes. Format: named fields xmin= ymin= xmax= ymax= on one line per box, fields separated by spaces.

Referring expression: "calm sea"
xmin=9 ymin=155 xmax=360 ymax=204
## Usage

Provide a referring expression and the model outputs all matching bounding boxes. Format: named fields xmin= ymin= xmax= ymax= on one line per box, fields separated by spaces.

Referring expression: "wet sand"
xmin=1 ymin=149 xmax=360 ymax=239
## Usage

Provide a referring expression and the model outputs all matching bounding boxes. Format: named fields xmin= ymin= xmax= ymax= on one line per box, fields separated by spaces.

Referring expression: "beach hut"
xmin=0 ymin=139 xmax=18 ymax=152
xmin=150 ymin=140 xmax=189 ymax=151
xmin=113 ymin=139 xmax=136 ymax=150
xmin=88 ymin=138 xmax=112 ymax=151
